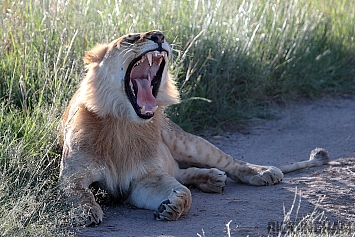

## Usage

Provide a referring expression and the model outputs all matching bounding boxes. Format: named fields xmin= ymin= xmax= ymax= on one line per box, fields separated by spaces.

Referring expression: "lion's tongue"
xmin=134 ymin=78 xmax=156 ymax=112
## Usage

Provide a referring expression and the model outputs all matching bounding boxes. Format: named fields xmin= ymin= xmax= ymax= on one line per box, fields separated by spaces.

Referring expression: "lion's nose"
xmin=150 ymin=32 xmax=165 ymax=45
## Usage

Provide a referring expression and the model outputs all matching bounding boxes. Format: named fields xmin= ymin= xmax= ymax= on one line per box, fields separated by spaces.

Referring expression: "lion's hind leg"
xmin=128 ymin=172 xmax=191 ymax=221
xmin=163 ymin=123 xmax=284 ymax=186
xmin=175 ymin=167 xmax=227 ymax=193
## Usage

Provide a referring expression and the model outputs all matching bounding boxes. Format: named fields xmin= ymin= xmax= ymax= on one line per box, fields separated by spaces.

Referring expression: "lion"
xmin=59 ymin=30 xmax=329 ymax=225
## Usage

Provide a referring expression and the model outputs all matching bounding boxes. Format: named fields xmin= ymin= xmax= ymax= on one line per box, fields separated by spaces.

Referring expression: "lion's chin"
xmin=124 ymin=50 xmax=168 ymax=119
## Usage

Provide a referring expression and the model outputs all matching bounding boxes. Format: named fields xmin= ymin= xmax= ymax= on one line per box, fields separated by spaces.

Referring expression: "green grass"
xmin=0 ymin=0 xmax=354 ymax=235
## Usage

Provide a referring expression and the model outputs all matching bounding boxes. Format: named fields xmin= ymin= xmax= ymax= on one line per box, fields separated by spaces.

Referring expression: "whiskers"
xmin=117 ymin=44 xmax=136 ymax=65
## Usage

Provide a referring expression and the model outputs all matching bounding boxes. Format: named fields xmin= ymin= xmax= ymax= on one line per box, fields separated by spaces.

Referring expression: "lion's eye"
xmin=125 ymin=34 xmax=140 ymax=44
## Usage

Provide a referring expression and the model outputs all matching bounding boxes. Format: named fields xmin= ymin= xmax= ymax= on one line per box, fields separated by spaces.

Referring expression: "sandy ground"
xmin=76 ymin=96 xmax=355 ymax=237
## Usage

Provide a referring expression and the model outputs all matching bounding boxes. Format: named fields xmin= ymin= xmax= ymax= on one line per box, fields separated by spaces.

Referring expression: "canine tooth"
xmin=141 ymin=106 xmax=146 ymax=114
xmin=164 ymin=53 xmax=168 ymax=63
xmin=147 ymin=53 xmax=152 ymax=66
xmin=129 ymin=81 xmax=134 ymax=93
xmin=152 ymin=106 xmax=158 ymax=113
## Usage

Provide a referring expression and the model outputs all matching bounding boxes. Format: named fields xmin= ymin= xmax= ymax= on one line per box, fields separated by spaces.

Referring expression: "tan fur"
xmin=59 ymin=31 xmax=329 ymax=225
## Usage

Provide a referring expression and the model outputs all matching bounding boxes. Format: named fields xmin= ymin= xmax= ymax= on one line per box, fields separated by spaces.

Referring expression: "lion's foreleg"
xmin=127 ymin=172 xmax=191 ymax=221
xmin=175 ymin=167 xmax=227 ymax=193
xmin=60 ymin=155 xmax=104 ymax=225
xmin=62 ymin=179 xmax=104 ymax=225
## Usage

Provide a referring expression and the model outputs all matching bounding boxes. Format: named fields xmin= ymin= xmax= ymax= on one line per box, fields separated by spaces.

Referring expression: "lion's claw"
xmin=154 ymin=189 xmax=191 ymax=221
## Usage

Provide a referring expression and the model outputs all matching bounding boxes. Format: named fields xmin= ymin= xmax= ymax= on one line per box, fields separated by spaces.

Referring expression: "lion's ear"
xmin=83 ymin=44 xmax=108 ymax=64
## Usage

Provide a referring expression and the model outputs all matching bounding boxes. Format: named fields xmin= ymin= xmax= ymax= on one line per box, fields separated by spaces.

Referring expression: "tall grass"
xmin=0 ymin=0 xmax=354 ymax=235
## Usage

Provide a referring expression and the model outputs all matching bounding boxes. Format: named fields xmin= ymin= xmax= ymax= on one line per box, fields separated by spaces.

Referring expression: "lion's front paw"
xmin=72 ymin=202 xmax=104 ymax=226
xmin=87 ymin=202 xmax=104 ymax=225
xmin=154 ymin=188 xmax=191 ymax=221
xmin=248 ymin=166 xmax=284 ymax=186
xmin=198 ymin=168 xmax=227 ymax=193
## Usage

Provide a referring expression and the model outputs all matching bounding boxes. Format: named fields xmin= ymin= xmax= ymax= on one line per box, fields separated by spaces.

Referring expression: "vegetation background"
xmin=0 ymin=0 xmax=354 ymax=235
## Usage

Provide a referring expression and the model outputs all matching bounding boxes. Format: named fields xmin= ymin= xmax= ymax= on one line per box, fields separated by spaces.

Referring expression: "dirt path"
xmin=77 ymin=96 xmax=355 ymax=237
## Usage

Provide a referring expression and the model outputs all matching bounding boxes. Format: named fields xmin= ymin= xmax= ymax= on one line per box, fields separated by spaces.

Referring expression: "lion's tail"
xmin=279 ymin=148 xmax=330 ymax=174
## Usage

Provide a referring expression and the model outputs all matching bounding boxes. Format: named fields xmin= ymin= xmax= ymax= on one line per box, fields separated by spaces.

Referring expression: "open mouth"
xmin=124 ymin=50 xmax=168 ymax=119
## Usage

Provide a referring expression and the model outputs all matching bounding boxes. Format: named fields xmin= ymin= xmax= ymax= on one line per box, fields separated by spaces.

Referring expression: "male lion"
xmin=59 ymin=30 xmax=329 ymax=225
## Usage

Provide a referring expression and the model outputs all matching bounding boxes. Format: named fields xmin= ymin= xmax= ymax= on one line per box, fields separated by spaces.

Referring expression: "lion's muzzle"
xmin=124 ymin=42 xmax=168 ymax=119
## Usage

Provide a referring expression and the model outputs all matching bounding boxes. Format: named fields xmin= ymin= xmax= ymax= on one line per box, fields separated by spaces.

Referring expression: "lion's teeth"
xmin=152 ymin=106 xmax=158 ymax=113
xmin=147 ymin=53 xmax=152 ymax=67
xmin=163 ymin=52 xmax=168 ymax=64
xmin=135 ymin=58 xmax=144 ymax=66
xmin=129 ymin=81 xmax=134 ymax=93
xmin=141 ymin=106 xmax=146 ymax=114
